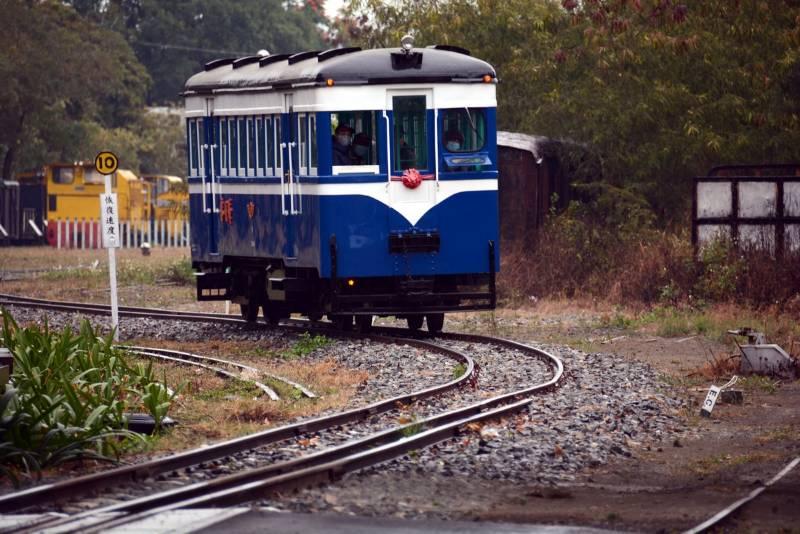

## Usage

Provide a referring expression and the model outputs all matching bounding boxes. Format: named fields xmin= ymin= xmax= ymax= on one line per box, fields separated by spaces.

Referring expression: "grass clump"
xmin=283 ymin=332 xmax=331 ymax=360
xmin=452 ymin=362 xmax=467 ymax=380
xmin=0 ymin=310 xmax=177 ymax=484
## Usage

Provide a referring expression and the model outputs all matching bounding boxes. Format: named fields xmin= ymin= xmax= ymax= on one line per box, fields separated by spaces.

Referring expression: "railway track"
xmin=0 ymin=293 xmax=564 ymax=533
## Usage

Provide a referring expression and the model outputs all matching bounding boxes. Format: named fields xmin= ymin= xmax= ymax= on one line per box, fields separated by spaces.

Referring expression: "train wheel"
xmin=426 ymin=313 xmax=444 ymax=333
xmin=261 ymin=303 xmax=282 ymax=326
xmin=332 ymin=314 xmax=354 ymax=331
xmin=240 ymin=303 xmax=258 ymax=323
xmin=355 ymin=314 xmax=374 ymax=333
xmin=406 ymin=315 xmax=424 ymax=330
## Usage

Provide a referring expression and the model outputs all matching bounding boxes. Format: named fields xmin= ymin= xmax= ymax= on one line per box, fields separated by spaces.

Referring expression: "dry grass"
xmin=122 ymin=338 xmax=369 ymax=453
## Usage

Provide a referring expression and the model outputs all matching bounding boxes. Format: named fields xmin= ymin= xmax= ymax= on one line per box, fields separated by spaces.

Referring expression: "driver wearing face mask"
xmin=444 ymin=130 xmax=464 ymax=152
xmin=332 ymin=124 xmax=354 ymax=165
xmin=351 ymin=133 xmax=371 ymax=164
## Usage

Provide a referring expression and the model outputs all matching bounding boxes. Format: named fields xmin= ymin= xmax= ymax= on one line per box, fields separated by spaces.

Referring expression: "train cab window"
xmin=84 ymin=168 xmax=104 ymax=184
xmin=52 ymin=167 xmax=74 ymax=184
xmin=331 ymin=111 xmax=378 ymax=171
xmin=441 ymin=108 xmax=486 ymax=153
xmin=392 ymin=96 xmax=428 ymax=171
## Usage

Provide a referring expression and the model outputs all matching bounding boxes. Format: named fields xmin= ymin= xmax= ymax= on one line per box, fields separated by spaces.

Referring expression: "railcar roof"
xmin=184 ymin=47 xmax=496 ymax=94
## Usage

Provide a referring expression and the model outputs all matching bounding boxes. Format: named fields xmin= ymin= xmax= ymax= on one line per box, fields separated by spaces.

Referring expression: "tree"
xmin=344 ymin=0 xmax=800 ymax=220
xmin=0 ymin=0 xmax=149 ymax=180
xmin=68 ymin=0 xmax=330 ymax=103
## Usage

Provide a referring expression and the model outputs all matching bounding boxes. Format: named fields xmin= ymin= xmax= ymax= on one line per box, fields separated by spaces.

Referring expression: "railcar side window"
xmin=247 ymin=117 xmax=256 ymax=176
xmin=298 ymin=114 xmax=308 ymax=174
xmin=275 ymin=117 xmax=283 ymax=172
xmin=256 ymin=117 xmax=265 ymax=175
xmin=230 ymin=117 xmax=239 ymax=173
xmin=197 ymin=119 xmax=205 ymax=174
xmin=189 ymin=120 xmax=198 ymax=175
xmin=52 ymin=167 xmax=74 ymax=184
xmin=264 ymin=116 xmax=274 ymax=176
xmin=219 ymin=119 xmax=228 ymax=175
xmin=310 ymin=114 xmax=318 ymax=175
xmin=392 ymin=96 xmax=428 ymax=171
xmin=441 ymin=108 xmax=486 ymax=153
xmin=238 ymin=118 xmax=247 ymax=176
xmin=331 ymin=111 xmax=378 ymax=168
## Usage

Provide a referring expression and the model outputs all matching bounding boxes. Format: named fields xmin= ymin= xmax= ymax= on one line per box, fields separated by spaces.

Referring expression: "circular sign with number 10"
xmin=95 ymin=151 xmax=119 ymax=175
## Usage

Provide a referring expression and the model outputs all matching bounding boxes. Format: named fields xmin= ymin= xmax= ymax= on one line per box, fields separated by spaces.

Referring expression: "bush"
xmin=0 ymin=311 xmax=177 ymax=483
xmin=500 ymin=208 xmax=800 ymax=310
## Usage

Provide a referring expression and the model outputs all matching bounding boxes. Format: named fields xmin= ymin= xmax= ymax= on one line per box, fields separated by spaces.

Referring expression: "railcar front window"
xmin=393 ymin=96 xmax=427 ymax=171
xmin=442 ymin=108 xmax=486 ymax=153
xmin=220 ymin=119 xmax=228 ymax=175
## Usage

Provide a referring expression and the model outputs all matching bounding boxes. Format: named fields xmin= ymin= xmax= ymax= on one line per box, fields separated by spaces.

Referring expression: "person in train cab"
xmin=398 ymin=131 xmax=416 ymax=170
xmin=444 ymin=129 xmax=464 ymax=152
xmin=332 ymin=124 xmax=354 ymax=165
xmin=351 ymin=132 xmax=371 ymax=165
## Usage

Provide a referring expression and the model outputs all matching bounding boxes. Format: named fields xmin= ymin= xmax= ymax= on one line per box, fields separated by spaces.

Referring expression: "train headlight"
xmin=347 ymin=279 xmax=355 ymax=287
xmin=401 ymin=34 xmax=414 ymax=53
xmin=326 ymin=78 xmax=335 ymax=87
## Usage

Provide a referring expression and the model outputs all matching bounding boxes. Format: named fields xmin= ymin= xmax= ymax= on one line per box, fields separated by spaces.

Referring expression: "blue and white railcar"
xmin=183 ymin=38 xmax=499 ymax=332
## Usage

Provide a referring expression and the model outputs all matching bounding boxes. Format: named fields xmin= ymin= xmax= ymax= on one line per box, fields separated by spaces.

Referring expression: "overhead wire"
xmin=131 ymin=40 xmax=249 ymax=56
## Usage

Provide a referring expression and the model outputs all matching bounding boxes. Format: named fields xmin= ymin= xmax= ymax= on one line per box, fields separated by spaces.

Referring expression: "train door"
xmin=386 ymin=89 xmax=438 ymax=227
xmin=201 ymin=98 xmax=219 ymax=255
xmin=280 ymin=94 xmax=300 ymax=259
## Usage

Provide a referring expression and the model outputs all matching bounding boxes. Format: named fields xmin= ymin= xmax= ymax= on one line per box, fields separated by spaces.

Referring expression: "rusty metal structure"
xmin=496 ymin=132 xmax=580 ymax=248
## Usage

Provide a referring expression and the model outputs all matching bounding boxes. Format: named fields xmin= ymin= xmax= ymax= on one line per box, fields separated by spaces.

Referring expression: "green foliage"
xmin=68 ymin=0 xmax=329 ymax=104
xmin=452 ymin=362 xmax=467 ymax=380
xmin=283 ymin=332 xmax=332 ymax=360
xmin=347 ymin=0 xmax=800 ymax=218
xmin=0 ymin=0 xmax=150 ymax=180
xmin=0 ymin=311 xmax=176 ymax=482
xmin=694 ymin=238 xmax=744 ymax=301
xmin=161 ymin=257 xmax=194 ymax=286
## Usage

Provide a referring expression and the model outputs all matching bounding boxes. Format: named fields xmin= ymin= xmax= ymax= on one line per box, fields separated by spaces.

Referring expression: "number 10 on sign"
xmin=100 ymin=194 xmax=120 ymax=248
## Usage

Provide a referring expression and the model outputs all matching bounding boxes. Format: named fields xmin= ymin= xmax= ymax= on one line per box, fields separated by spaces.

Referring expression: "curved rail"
xmin=0 ymin=335 xmax=474 ymax=514
xmin=125 ymin=346 xmax=316 ymax=399
xmin=26 ymin=337 xmax=564 ymax=533
xmin=124 ymin=347 xmax=280 ymax=401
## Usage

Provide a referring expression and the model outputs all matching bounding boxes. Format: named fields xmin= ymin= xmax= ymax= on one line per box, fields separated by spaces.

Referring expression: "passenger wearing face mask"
xmin=444 ymin=130 xmax=464 ymax=152
xmin=351 ymin=132 xmax=371 ymax=164
xmin=332 ymin=124 xmax=354 ymax=165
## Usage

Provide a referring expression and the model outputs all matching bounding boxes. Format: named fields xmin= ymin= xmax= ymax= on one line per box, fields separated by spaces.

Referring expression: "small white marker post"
xmin=95 ymin=152 xmax=120 ymax=341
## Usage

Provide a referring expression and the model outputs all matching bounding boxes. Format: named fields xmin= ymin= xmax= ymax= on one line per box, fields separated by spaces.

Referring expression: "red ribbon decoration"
xmin=401 ymin=168 xmax=432 ymax=189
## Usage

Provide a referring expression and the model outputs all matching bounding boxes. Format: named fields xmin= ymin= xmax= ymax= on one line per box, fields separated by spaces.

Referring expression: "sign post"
xmin=95 ymin=151 xmax=120 ymax=341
